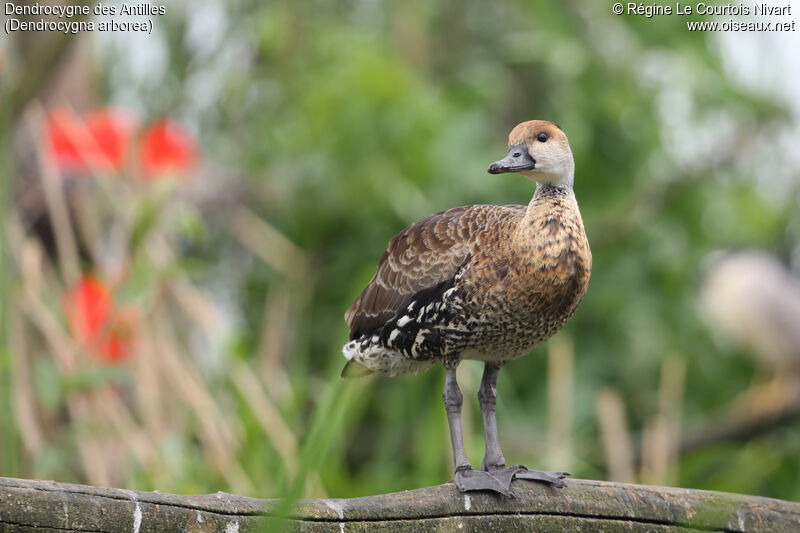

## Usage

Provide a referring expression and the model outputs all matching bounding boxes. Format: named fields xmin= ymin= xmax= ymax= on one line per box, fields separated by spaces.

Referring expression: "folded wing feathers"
xmin=345 ymin=205 xmax=525 ymax=341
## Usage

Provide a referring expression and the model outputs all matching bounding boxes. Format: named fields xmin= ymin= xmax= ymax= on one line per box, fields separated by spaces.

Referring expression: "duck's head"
xmin=487 ymin=120 xmax=574 ymax=188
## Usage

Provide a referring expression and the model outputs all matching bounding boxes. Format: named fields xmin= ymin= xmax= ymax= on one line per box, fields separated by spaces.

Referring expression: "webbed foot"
xmin=454 ymin=466 xmax=515 ymax=497
xmin=485 ymin=465 xmax=570 ymax=488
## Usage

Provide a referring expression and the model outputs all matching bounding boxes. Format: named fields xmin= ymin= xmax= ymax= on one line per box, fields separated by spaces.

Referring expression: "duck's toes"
xmin=507 ymin=465 xmax=570 ymax=488
xmin=480 ymin=464 xmax=517 ymax=488
xmin=454 ymin=467 xmax=515 ymax=497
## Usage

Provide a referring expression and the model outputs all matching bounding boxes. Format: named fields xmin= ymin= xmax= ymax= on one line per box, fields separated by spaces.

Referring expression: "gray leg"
xmin=443 ymin=367 xmax=513 ymax=497
xmin=478 ymin=364 xmax=506 ymax=471
xmin=443 ymin=367 xmax=470 ymax=471
xmin=478 ymin=363 xmax=570 ymax=489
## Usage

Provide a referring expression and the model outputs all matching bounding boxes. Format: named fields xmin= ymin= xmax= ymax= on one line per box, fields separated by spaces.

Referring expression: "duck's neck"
xmin=534 ymin=182 xmax=573 ymax=199
xmin=519 ymin=182 xmax=577 ymax=230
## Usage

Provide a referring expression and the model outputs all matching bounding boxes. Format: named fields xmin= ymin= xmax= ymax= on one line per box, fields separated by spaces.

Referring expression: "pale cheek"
xmin=532 ymin=159 xmax=554 ymax=174
xmin=538 ymin=157 xmax=564 ymax=175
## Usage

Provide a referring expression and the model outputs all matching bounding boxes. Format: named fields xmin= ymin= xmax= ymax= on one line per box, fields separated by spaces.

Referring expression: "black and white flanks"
xmin=343 ymin=273 xmax=471 ymax=376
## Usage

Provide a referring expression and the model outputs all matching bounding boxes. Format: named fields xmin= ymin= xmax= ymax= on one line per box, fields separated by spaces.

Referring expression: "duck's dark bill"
xmin=488 ymin=144 xmax=536 ymax=174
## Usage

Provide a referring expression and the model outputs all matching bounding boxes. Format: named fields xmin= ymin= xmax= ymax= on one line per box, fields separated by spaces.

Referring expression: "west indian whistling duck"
xmin=342 ymin=120 xmax=591 ymax=496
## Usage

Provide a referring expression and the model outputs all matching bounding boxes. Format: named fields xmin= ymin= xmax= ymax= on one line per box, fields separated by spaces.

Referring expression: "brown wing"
xmin=345 ymin=204 xmax=525 ymax=340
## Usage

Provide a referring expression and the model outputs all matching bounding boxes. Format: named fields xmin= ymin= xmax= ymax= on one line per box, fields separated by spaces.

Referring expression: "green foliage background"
xmin=2 ymin=0 xmax=799 ymax=501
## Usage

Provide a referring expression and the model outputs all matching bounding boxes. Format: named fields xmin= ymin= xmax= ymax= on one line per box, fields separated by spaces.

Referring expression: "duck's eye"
xmin=537 ymin=132 xmax=548 ymax=143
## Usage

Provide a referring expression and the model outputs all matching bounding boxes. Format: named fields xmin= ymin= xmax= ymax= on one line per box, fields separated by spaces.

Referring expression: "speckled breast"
xmin=458 ymin=277 xmax=589 ymax=363
xmin=449 ymin=205 xmax=591 ymax=364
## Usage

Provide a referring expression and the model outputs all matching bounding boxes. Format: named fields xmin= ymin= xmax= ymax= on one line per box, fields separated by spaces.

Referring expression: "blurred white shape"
xmin=700 ymin=250 xmax=800 ymax=371
xmin=185 ymin=0 xmax=227 ymax=61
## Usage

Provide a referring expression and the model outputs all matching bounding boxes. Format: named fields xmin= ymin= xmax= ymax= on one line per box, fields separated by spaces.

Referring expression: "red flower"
xmin=45 ymin=110 xmax=89 ymax=173
xmin=45 ymin=108 xmax=134 ymax=174
xmin=139 ymin=119 xmax=196 ymax=179
xmin=83 ymin=109 xmax=135 ymax=172
xmin=44 ymin=110 xmax=197 ymax=179
xmin=65 ymin=275 xmax=111 ymax=341
xmin=63 ymin=275 xmax=136 ymax=363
